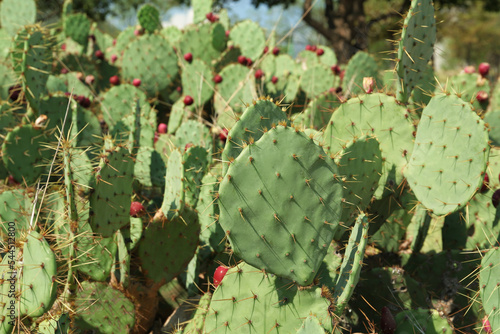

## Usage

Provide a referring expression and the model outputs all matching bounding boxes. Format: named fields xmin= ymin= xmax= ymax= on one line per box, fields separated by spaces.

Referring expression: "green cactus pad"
xmin=0 ymin=230 xmax=57 ymax=320
xmin=168 ymin=98 xmax=192 ymax=134
xmin=404 ymin=93 xmax=489 ymax=215
xmin=0 ymin=63 xmax=17 ymax=101
xmin=101 ymin=84 xmax=153 ymax=128
xmin=161 ymin=26 xmax=182 ymax=46
xmin=183 ymin=146 xmax=209 ymax=208
xmin=214 ymin=63 xmax=257 ymax=115
xmin=204 ymin=262 xmax=334 ymax=333
xmin=160 ymin=149 xmax=185 ymax=220
xmin=134 ymin=146 xmax=166 ymax=187
xmin=218 ymin=125 xmax=343 ymax=285
xmin=343 ymin=51 xmax=381 ymax=96
xmin=446 ymin=72 xmax=491 ymax=111
xmin=196 ymin=173 xmax=225 ymax=253
xmin=0 ymin=189 xmax=32 ymax=239
xmin=73 ymin=281 xmax=136 ymax=333
xmin=2 ymin=124 xmax=51 ymax=184
xmin=0 ymin=0 xmax=36 ymax=37
xmin=479 ymin=247 xmax=500 ymax=332
xmin=175 ymin=119 xmax=211 ymax=150
xmin=394 ymin=309 xmax=452 ymax=333
xmin=89 ymin=145 xmax=134 ymax=237
xmin=300 ymin=63 xmax=337 ymax=98
xmin=137 ymin=4 xmax=161 ymax=33
xmin=335 ymin=136 xmax=382 ymax=233
xmin=122 ymin=34 xmax=179 ymax=97
xmin=221 ymin=98 xmax=289 ymax=176
xmin=38 ymin=95 xmax=73 ymax=133
xmin=181 ymin=59 xmax=214 ymax=107
xmin=292 ymin=92 xmax=341 ymax=130
xmin=485 ymin=109 xmax=500 ymax=146
xmin=333 ymin=213 xmax=369 ymax=316
xmin=261 ymin=54 xmax=300 ymax=103
xmin=179 ymin=22 xmax=226 ymax=65
xmin=297 ymin=315 xmax=327 ymax=334
xmin=180 ymin=292 xmax=211 ymax=333
xmin=12 ymin=26 xmax=53 ymax=111
xmin=63 ymin=13 xmax=90 ymax=47
xmin=138 ymin=208 xmax=200 ymax=283
xmin=396 ymin=0 xmax=436 ymax=103
xmin=37 ymin=313 xmax=70 ymax=334
xmin=229 ymin=20 xmax=265 ymax=61
xmin=193 ymin=0 xmax=213 ymax=23
xmin=324 ymin=93 xmax=414 ymax=198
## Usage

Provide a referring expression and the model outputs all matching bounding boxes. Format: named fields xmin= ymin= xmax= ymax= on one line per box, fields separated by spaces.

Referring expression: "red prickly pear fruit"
xmin=380 ymin=306 xmax=396 ymax=334
xmin=305 ymin=44 xmax=312 ymax=51
xmin=246 ymin=57 xmax=253 ymax=66
xmin=481 ymin=173 xmax=489 ymax=193
xmin=132 ymin=78 xmax=141 ymax=87
xmin=111 ymin=54 xmax=118 ymax=63
xmin=493 ymin=189 xmax=500 ymax=208
xmin=60 ymin=68 xmax=69 ymax=74
xmin=316 ymin=48 xmax=324 ymax=56
xmin=8 ymin=85 xmax=21 ymax=101
xmin=271 ymin=76 xmax=278 ymax=84
xmin=158 ymin=123 xmax=167 ymax=134
xmin=219 ymin=128 xmax=228 ymax=142
xmin=95 ymin=50 xmax=104 ymax=59
xmin=184 ymin=143 xmax=194 ymax=152
xmin=183 ymin=95 xmax=194 ymax=106
xmin=479 ymin=62 xmax=490 ymax=77
xmin=263 ymin=46 xmax=269 ymax=53
xmin=112 ymin=39 xmax=117 ymax=46
xmin=61 ymin=43 xmax=66 ymax=51
xmin=476 ymin=90 xmax=489 ymax=103
xmin=237 ymin=55 xmax=246 ymax=65
xmin=311 ymin=45 xmax=317 ymax=52
xmin=213 ymin=266 xmax=229 ymax=287
xmin=130 ymin=201 xmax=145 ymax=217
xmin=88 ymin=34 xmax=96 ymax=42
xmin=272 ymin=47 xmax=280 ymax=56
xmin=134 ymin=28 xmax=143 ymax=36
xmin=213 ymin=74 xmax=223 ymax=84
xmin=483 ymin=316 xmax=492 ymax=333
xmin=331 ymin=65 xmax=341 ymax=75
xmin=109 ymin=75 xmax=120 ymax=86
xmin=206 ymin=12 xmax=214 ymax=21
xmin=176 ymin=86 xmax=182 ymax=93
xmin=184 ymin=53 xmax=193 ymax=63
xmin=225 ymin=30 xmax=230 ymax=38
xmin=340 ymin=70 xmax=345 ymax=81
xmin=464 ymin=65 xmax=475 ymax=74
xmin=255 ymin=69 xmax=264 ymax=79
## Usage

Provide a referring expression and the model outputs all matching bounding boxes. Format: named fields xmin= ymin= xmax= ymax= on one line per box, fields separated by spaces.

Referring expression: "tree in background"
xmin=37 ymin=0 xmax=500 ymax=65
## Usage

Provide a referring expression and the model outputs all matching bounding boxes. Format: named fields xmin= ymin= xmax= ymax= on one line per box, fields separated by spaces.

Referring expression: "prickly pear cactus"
xmin=218 ymin=125 xmax=343 ymax=285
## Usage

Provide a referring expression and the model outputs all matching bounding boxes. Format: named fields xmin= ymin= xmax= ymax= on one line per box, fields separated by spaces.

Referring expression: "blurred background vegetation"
xmin=35 ymin=0 xmax=500 ymax=74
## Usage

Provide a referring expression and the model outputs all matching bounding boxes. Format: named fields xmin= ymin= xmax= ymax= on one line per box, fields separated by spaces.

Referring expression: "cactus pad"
xmin=218 ymin=125 xmax=343 ymax=285
xmin=404 ymin=93 xmax=489 ymax=215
